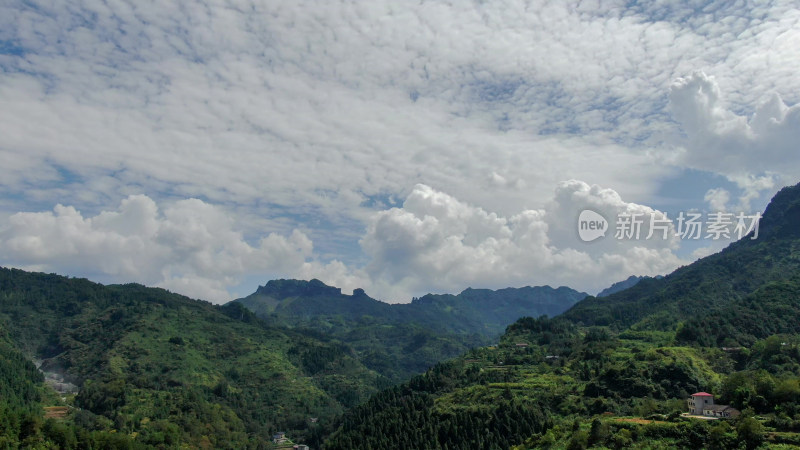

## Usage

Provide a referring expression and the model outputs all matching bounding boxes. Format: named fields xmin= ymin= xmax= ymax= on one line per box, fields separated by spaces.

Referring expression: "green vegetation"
xmin=564 ymin=183 xmax=800 ymax=333
xmin=0 ymin=268 xmax=384 ymax=448
xmin=235 ymin=280 xmax=585 ymax=381
xmin=0 ymin=324 xmax=143 ymax=448
xmin=1 ymin=182 xmax=800 ymax=448
xmin=325 ymin=315 xmax=800 ymax=449
xmin=0 ymin=267 xmax=582 ymax=447
xmin=326 ymin=182 xmax=800 ymax=449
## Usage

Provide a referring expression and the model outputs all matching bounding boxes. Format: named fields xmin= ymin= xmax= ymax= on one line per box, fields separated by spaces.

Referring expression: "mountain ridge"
xmin=561 ymin=183 xmax=800 ymax=331
xmin=236 ymin=279 xmax=587 ymax=335
xmin=325 ymin=181 xmax=800 ymax=449
xmin=0 ymin=267 xmax=384 ymax=448
xmin=596 ymin=275 xmax=660 ymax=297
xmin=234 ymin=279 xmax=587 ymax=381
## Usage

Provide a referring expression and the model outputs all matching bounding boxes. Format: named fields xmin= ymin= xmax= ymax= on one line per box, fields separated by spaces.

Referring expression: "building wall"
xmin=688 ymin=395 xmax=714 ymax=415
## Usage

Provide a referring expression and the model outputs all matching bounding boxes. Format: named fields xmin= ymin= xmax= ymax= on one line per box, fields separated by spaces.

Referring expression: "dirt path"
xmin=614 ymin=417 xmax=667 ymax=425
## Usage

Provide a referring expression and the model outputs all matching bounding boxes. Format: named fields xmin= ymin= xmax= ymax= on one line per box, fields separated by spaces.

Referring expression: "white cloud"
xmin=360 ymin=182 xmax=685 ymax=301
xmin=0 ymin=182 xmax=691 ymax=303
xmin=0 ymin=1 xmax=798 ymax=302
xmin=0 ymin=195 xmax=315 ymax=302
xmin=545 ymin=180 xmax=681 ymax=253
xmin=669 ymin=71 xmax=799 ymax=205
xmin=4 ymin=0 xmax=798 ymax=224
xmin=704 ymin=188 xmax=730 ymax=212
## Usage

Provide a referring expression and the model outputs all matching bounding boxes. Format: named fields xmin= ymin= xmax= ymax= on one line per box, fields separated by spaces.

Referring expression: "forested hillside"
xmin=235 ymin=280 xmax=585 ymax=381
xmin=3 ymin=183 xmax=798 ymax=449
xmin=563 ymin=182 xmax=800 ymax=331
xmin=326 ymin=182 xmax=800 ymax=449
xmin=0 ymin=269 xmax=384 ymax=448
xmin=327 ymin=318 xmax=800 ymax=449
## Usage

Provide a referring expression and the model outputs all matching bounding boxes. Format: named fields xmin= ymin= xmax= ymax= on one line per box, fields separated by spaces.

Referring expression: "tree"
xmin=707 ymin=421 xmax=735 ymax=450
xmin=566 ymin=430 xmax=588 ymax=450
xmin=587 ymin=419 xmax=609 ymax=446
xmin=736 ymin=417 xmax=764 ymax=450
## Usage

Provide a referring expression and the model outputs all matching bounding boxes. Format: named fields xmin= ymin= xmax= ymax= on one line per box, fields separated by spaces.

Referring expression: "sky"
xmin=0 ymin=0 xmax=798 ymax=303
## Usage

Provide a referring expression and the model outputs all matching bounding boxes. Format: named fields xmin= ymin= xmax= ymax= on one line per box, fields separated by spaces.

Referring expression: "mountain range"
xmin=0 ymin=259 xmax=585 ymax=447
xmin=0 ymin=182 xmax=799 ymax=448
xmin=564 ymin=182 xmax=800 ymax=342
xmin=236 ymin=279 xmax=587 ymax=336
xmin=0 ymin=270 xmax=386 ymax=448
xmin=327 ymin=182 xmax=800 ymax=449
xmin=234 ymin=280 xmax=586 ymax=381
xmin=596 ymin=275 xmax=655 ymax=297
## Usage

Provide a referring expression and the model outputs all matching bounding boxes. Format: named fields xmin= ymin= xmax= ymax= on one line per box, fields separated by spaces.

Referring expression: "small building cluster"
xmin=271 ymin=431 xmax=310 ymax=449
xmin=272 ymin=432 xmax=288 ymax=444
xmin=687 ymin=392 xmax=740 ymax=418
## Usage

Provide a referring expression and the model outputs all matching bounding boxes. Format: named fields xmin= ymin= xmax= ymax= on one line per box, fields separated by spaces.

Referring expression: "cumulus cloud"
xmin=0 ymin=181 xmax=692 ymax=303
xmin=360 ymin=182 xmax=685 ymax=300
xmin=670 ymin=71 xmax=798 ymax=207
xmin=1 ymin=1 xmax=798 ymax=302
xmin=545 ymin=180 xmax=681 ymax=253
xmin=0 ymin=195 xmax=315 ymax=302
xmin=0 ymin=179 xmax=774 ymax=303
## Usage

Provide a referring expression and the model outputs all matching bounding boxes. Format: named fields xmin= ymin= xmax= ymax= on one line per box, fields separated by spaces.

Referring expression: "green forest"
xmin=324 ymin=183 xmax=800 ymax=449
xmin=0 ymin=269 xmax=386 ymax=448
xmin=0 ymin=182 xmax=799 ymax=448
xmin=234 ymin=279 xmax=585 ymax=382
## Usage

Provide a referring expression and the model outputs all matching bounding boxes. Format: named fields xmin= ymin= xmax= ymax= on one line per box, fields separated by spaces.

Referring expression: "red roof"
xmin=692 ymin=392 xmax=713 ymax=397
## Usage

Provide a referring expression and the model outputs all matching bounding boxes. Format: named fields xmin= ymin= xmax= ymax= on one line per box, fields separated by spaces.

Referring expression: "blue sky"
xmin=0 ymin=0 xmax=798 ymax=302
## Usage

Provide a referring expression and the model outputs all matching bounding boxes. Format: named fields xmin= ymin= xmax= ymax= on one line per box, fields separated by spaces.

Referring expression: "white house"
xmin=687 ymin=392 xmax=714 ymax=415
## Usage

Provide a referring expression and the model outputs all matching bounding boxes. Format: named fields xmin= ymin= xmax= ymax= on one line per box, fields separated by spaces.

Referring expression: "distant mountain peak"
xmin=757 ymin=182 xmax=800 ymax=240
xmin=237 ymin=281 xmax=587 ymax=337
xmin=256 ymin=278 xmax=342 ymax=298
xmin=596 ymin=275 xmax=662 ymax=297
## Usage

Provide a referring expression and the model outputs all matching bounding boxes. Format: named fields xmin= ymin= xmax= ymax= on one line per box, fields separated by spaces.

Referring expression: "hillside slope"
xmin=326 ymin=181 xmax=800 ymax=449
xmin=596 ymin=275 xmax=655 ymax=297
xmin=0 ymin=268 xmax=383 ymax=448
xmin=235 ymin=280 xmax=586 ymax=381
xmin=563 ymin=182 xmax=800 ymax=331
xmin=237 ymin=280 xmax=586 ymax=336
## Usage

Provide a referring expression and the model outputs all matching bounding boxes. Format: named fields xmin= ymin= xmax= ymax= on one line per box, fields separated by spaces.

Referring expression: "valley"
xmin=1 ymin=182 xmax=799 ymax=449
